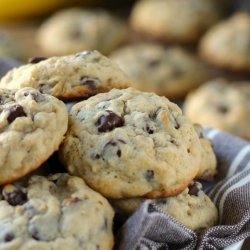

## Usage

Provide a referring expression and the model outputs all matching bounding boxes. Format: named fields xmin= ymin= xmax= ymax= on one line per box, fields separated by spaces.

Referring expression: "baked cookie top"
xmin=130 ymin=0 xmax=223 ymax=43
xmin=59 ymin=88 xmax=201 ymax=199
xmin=199 ymin=13 xmax=250 ymax=71
xmin=0 ymin=87 xmax=68 ymax=184
xmin=110 ymin=43 xmax=208 ymax=99
xmin=37 ymin=8 xmax=127 ymax=56
xmin=0 ymin=51 xmax=131 ymax=100
xmin=0 ymin=174 xmax=114 ymax=250
xmin=111 ymin=181 xmax=218 ymax=231
xmin=184 ymin=79 xmax=250 ymax=140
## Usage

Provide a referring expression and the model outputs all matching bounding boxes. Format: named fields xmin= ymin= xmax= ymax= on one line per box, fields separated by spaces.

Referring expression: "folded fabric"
xmin=117 ymin=128 xmax=250 ymax=250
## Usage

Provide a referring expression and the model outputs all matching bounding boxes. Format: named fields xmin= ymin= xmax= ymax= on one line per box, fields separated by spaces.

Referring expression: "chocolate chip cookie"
xmin=0 ymin=30 xmax=26 ymax=61
xmin=110 ymin=43 xmax=208 ymax=99
xmin=37 ymin=8 xmax=127 ymax=56
xmin=199 ymin=13 xmax=250 ymax=71
xmin=59 ymin=88 xmax=202 ymax=199
xmin=111 ymin=181 xmax=218 ymax=230
xmin=0 ymin=174 xmax=114 ymax=250
xmin=194 ymin=124 xmax=217 ymax=181
xmin=184 ymin=79 xmax=250 ymax=140
xmin=0 ymin=51 xmax=131 ymax=101
xmin=130 ymin=0 xmax=223 ymax=43
xmin=0 ymin=87 xmax=68 ymax=184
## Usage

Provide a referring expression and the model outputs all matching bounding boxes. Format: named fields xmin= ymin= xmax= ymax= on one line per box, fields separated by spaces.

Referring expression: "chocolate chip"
xmin=94 ymin=154 xmax=101 ymax=159
xmin=2 ymin=187 xmax=27 ymax=206
xmin=188 ymin=182 xmax=201 ymax=196
xmin=97 ymin=111 xmax=124 ymax=132
xmin=193 ymin=124 xmax=204 ymax=138
xmin=69 ymin=28 xmax=82 ymax=39
xmin=6 ymin=105 xmax=26 ymax=124
xmin=148 ymin=59 xmax=160 ymax=67
xmin=79 ymin=76 xmax=99 ymax=90
xmin=146 ymin=126 xmax=154 ymax=134
xmin=118 ymin=139 xmax=126 ymax=144
xmin=174 ymin=122 xmax=180 ymax=129
xmin=216 ymin=104 xmax=229 ymax=114
xmin=4 ymin=233 xmax=15 ymax=242
xmin=105 ymin=141 xmax=117 ymax=147
xmin=31 ymin=229 xmax=40 ymax=241
xmin=169 ymin=114 xmax=180 ymax=129
xmin=102 ymin=218 xmax=108 ymax=230
xmin=117 ymin=150 xmax=121 ymax=157
xmin=170 ymin=139 xmax=177 ymax=145
xmin=28 ymin=56 xmax=47 ymax=64
xmin=145 ymin=170 xmax=154 ymax=181
xmin=148 ymin=203 xmax=155 ymax=213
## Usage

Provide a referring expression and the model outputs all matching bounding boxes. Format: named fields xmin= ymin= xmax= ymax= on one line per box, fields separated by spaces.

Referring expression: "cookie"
xmin=0 ymin=30 xmax=26 ymax=61
xmin=184 ymin=79 xmax=250 ymax=140
xmin=0 ymin=174 xmax=114 ymax=250
xmin=0 ymin=87 xmax=68 ymax=184
xmin=193 ymin=124 xmax=217 ymax=181
xmin=59 ymin=87 xmax=202 ymax=199
xmin=110 ymin=43 xmax=208 ymax=99
xmin=199 ymin=13 xmax=250 ymax=71
xmin=111 ymin=181 xmax=218 ymax=231
xmin=130 ymin=0 xmax=223 ymax=43
xmin=0 ymin=50 xmax=131 ymax=101
xmin=37 ymin=8 xmax=127 ymax=56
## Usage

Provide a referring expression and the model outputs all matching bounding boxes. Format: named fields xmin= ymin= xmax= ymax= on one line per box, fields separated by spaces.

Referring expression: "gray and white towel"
xmin=117 ymin=128 xmax=250 ymax=250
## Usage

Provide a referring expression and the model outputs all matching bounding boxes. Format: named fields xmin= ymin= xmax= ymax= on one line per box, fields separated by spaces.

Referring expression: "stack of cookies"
xmin=0 ymin=50 xmax=219 ymax=249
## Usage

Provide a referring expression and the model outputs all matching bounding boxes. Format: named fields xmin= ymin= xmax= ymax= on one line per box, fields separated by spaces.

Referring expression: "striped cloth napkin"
xmin=117 ymin=128 xmax=250 ymax=250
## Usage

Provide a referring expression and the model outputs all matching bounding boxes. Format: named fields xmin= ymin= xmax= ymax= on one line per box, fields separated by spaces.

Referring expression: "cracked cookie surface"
xmin=37 ymin=8 xmax=127 ymax=56
xmin=0 ymin=87 xmax=68 ymax=184
xmin=0 ymin=174 xmax=114 ymax=250
xmin=59 ymin=88 xmax=202 ymax=199
xmin=111 ymin=181 xmax=218 ymax=230
xmin=0 ymin=50 xmax=131 ymax=101
xmin=110 ymin=43 xmax=208 ymax=99
xmin=184 ymin=79 xmax=250 ymax=140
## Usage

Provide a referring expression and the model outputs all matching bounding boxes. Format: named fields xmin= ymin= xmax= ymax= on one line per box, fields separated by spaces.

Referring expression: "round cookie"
xmin=0 ymin=174 xmax=114 ymax=250
xmin=0 ymin=50 xmax=131 ymax=101
xmin=0 ymin=30 xmax=26 ymax=61
xmin=184 ymin=79 xmax=250 ymax=140
xmin=111 ymin=181 xmax=218 ymax=231
xmin=193 ymin=124 xmax=217 ymax=181
xmin=199 ymin=13 xmax=250 ymax=71
xmin=37 ymin=8 xmax=127 ymax=56
xmin=59 ymin=87 xmax=202 ymax=199
xmin=130 ymin=0 xmax=223 ymax=43
xmin=0 ymin=87 xmax=68 ymax=184
xmin=110 ymin=43 xmax=208 ymax=99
